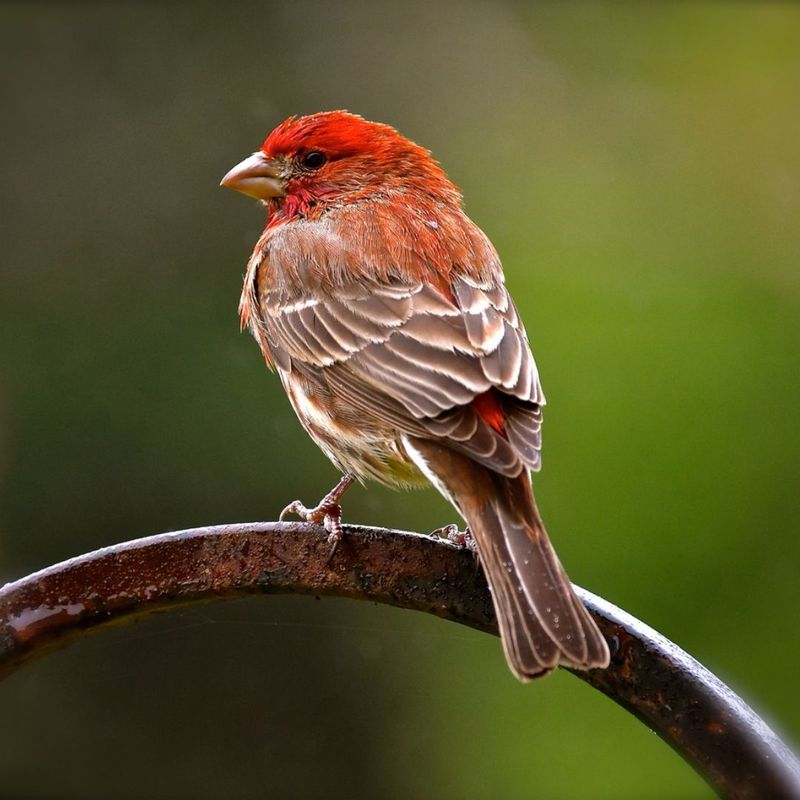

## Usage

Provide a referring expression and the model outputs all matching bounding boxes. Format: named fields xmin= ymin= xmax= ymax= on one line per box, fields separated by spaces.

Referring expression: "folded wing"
xmin=255 ymin=269 xmax=545 ymax=477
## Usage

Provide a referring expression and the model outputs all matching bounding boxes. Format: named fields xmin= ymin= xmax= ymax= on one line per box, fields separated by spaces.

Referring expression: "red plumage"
xmin=221 ymin=111 xmax=609 ymax=681
xmin=471 ymin=390 xmax=507 ymax=435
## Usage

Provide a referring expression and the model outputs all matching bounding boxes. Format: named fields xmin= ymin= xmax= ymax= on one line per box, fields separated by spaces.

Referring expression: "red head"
xmin=221 ymin=111 xmax=460 ymax=219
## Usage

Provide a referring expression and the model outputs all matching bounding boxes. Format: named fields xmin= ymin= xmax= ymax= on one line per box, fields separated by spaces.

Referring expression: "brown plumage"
xmin=221 ymin=111 xmax=610 ymax=680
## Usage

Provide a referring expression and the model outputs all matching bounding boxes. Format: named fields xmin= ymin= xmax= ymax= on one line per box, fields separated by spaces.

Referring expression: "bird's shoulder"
xmin=261 ymin=194 xmax=502 ymax=299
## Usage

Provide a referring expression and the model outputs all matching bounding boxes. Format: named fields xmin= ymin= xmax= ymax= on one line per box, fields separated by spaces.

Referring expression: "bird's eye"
xmin=302 ymin=151 xmax=327 ymax=169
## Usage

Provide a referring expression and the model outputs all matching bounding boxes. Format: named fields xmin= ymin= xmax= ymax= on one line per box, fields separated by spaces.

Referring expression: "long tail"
xmin=406 ymin=437 xmax=609 ymax=680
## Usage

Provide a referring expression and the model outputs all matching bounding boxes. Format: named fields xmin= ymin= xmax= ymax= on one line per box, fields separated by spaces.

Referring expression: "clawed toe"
xmin=278 ymin=475 xmax=355 ymax=562
xmin=279 ymin=500 xmax=311 ymax=523
xmin=431 ymin=523 xmax=460 ymax=540
xmin=279 ymin=499 xmax=342 ymax=530
xmin=432 ymin=524 xmax=477 ymax=554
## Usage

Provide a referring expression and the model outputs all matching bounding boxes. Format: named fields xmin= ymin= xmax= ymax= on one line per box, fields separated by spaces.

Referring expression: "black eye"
xmin=302 ymin=151 xmax=326 ymax=169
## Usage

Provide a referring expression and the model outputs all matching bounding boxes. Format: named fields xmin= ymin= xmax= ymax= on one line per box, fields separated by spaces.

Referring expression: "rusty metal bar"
xmin=1 ymin=522 xmax=798 ymax=799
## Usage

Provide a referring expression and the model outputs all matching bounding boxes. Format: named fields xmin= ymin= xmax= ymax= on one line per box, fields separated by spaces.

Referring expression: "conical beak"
xmin=220 ymin=152 xmax=285 ymax=200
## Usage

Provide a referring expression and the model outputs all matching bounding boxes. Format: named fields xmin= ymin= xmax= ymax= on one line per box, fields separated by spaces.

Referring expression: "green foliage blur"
xmin=1 ymin=3 xmax=798 ymax=798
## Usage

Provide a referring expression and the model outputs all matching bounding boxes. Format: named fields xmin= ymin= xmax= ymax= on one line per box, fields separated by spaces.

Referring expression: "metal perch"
xmin=0 ymin=522 xmax=798 ymax=799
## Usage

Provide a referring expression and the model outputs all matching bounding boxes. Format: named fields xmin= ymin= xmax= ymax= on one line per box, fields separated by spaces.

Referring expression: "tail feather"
xmin=404 ymin=436 xmax=609 ymax=680
xmin=481 ymin=525 xmax=558 ymax=676
xmin=472 ymin=487 xmax=607 ymax=677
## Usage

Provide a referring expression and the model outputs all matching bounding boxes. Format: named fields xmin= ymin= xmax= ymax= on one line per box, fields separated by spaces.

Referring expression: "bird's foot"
xmin=431 ymin=524 xmax=477 ymax=554
xmin=279 ymin=475 xmax=355 ymax=556
xmin=279 ymin=498 xmax=344 ymax=543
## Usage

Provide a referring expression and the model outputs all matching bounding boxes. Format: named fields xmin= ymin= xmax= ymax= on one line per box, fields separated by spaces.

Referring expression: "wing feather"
xmin=259 ymin=270 xmax=545 ymax=475
xmin=297 ymin=305 xmax=350 ymax=362
xmin=312 ymin=305 xmax=364 ymax=353
xmin=384 ymin=335 xmax=490 ymax=393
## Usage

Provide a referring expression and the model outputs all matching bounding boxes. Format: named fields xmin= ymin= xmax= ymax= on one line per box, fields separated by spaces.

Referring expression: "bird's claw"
xmin=280 ymin=498 xmax=344 ymax=563
xmin=279 ymin=475 xmax=356 ymax=563
xmin=430 ymin=523 xmax=459 ymax=540
xmin=431 ymin=524 xmax=477 ymax=554
xmin=279 ymin=498 xmax=344 ymax=538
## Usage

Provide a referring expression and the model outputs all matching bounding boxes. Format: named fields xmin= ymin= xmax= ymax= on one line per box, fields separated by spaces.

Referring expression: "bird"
xmin=220 ymin=111 xmax=610 ymax=681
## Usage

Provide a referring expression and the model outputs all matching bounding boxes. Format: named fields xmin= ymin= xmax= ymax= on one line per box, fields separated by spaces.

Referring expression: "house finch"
xmin=221 ymin=111 xmax=609 ymax=680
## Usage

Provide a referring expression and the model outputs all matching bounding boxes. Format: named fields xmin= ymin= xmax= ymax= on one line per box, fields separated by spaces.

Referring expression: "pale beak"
xmin=220 ymin=152 xmax=285 ymax=200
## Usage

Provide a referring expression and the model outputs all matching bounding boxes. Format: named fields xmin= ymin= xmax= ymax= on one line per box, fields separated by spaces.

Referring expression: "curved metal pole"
xmin=1 ymin=522 xmax=798 ymax=799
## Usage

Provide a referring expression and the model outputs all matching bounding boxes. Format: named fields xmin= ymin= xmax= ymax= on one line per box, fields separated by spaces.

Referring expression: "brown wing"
xmin=254 ymin=270 xmax=545 ymax=478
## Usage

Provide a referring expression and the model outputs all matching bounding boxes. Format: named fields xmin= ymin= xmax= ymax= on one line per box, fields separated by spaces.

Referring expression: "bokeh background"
xmin=1 ymin=2 xmax=799 ymax=798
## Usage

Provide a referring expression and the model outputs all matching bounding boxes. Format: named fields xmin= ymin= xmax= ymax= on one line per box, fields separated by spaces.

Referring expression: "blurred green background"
xmin=1 ymin=2 xmax=798 ymax=798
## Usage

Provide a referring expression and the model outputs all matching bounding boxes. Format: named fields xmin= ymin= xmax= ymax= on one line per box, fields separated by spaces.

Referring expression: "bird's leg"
xmin=431 ymin=524 xmax=477 ymax=555
xmin=280 ymin=474 xmax=355 ymax=551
